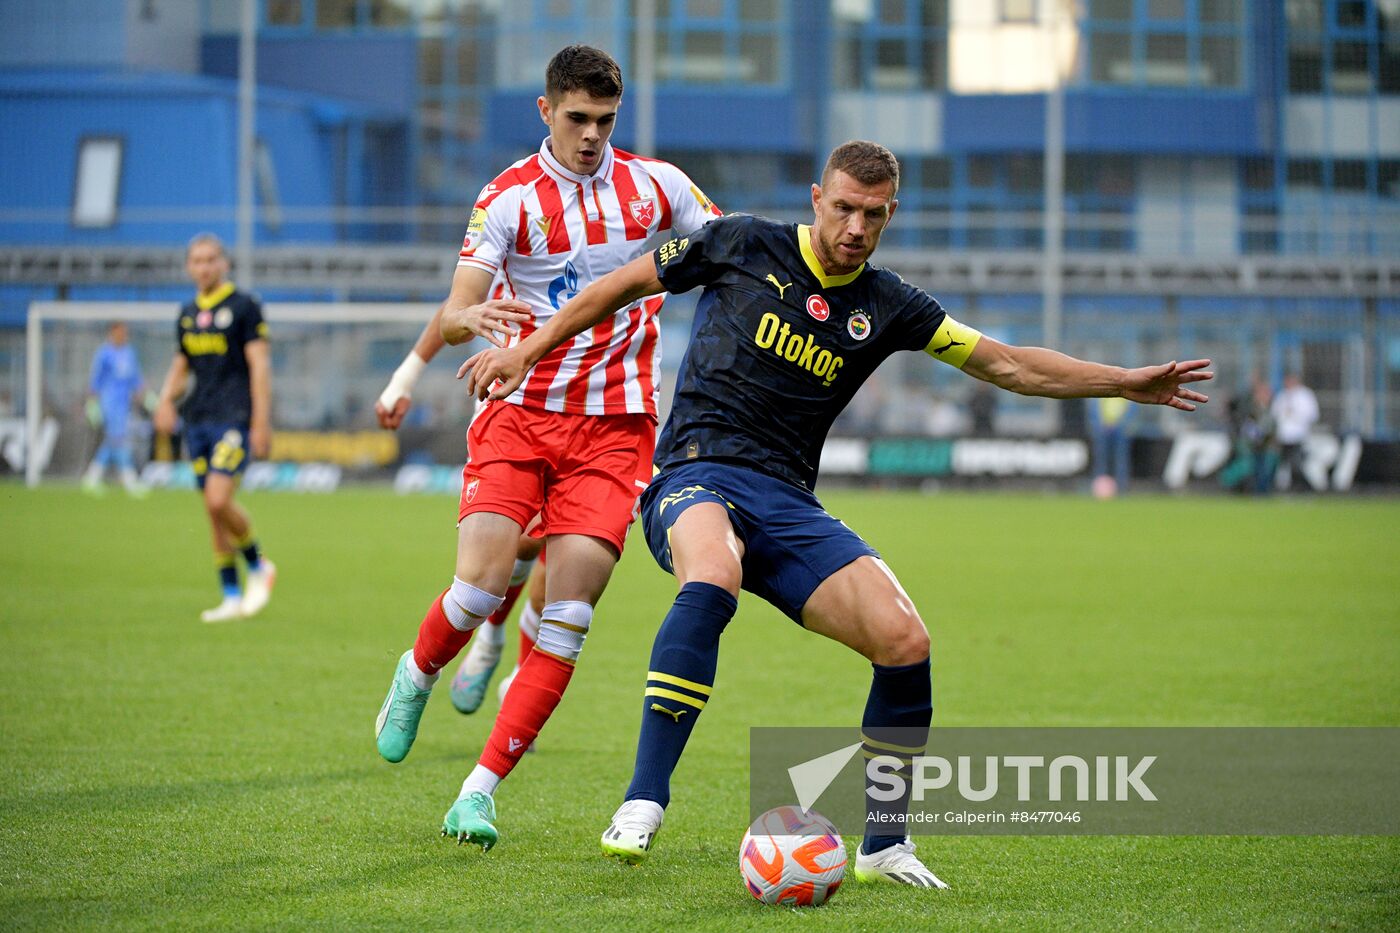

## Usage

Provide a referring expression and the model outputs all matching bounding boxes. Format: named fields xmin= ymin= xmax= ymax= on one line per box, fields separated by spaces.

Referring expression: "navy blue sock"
xmin=625 ymin=582 xmax=738 ymax=808
xmin=861 ymin=657 xmax=932 ymax=856
xmin=216 ymin=555 xmax=239 ymax=599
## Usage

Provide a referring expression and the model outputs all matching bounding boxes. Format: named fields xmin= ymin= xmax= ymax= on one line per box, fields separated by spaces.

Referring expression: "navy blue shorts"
xmin=639 ymin=460 xmax=879 ymax=624
xmin=184 ymin=422 xmax=251 ymax=489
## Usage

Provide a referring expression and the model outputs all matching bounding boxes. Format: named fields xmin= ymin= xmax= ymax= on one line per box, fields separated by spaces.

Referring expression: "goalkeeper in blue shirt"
xmin=82 ymin=321 xmax=148 ymax=497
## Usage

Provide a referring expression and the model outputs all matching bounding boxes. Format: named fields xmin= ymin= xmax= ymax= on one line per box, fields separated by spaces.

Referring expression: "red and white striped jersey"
xmin=458 ymin=139 xmax=722 ymax=417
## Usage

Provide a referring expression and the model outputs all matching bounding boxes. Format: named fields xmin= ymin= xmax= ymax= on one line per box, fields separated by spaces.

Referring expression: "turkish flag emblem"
xmin=630 ymin=198 xmax=656 ymax=228
xmin=806 ymin=295 xmax=831 ymax=322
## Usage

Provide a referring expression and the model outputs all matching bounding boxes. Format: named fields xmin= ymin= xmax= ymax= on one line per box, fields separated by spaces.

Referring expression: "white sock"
xmin=480 ymin=617 xmax=507 ymax=648
xmin=461 ymin=764 xmax=502 ymax=798
xmin=407 ymin=655 xmax=439 ymax=691
xmin=509 ymin=557 xmax=537 ymax=587
xmin=82 ymin=462 xmax=103 ymax=483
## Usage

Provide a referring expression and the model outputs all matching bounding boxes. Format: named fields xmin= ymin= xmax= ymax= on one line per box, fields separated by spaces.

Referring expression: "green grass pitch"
xmin=2 ymin=485 xmax=1397 ymax=930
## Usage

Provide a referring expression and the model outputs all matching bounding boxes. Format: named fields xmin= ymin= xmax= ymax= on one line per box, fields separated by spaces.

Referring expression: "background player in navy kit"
xmin=463 ymin=141 xmax=1213 ymax=886
xmin=154 ymin=234 xmax=276 ymax=623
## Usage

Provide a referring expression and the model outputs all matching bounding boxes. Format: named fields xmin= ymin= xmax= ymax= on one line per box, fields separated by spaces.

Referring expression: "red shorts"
xmin=459 ymin=402 xmax=656 ymax=554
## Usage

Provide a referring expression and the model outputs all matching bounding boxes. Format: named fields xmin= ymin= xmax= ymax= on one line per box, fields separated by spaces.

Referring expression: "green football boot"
xmin=442 ymin=791 xmax=499 ymax=852
xmin=375 ymin=650 xmax=432 ymax=763
xmin=448 ymin=636 xmax=502 ymax=714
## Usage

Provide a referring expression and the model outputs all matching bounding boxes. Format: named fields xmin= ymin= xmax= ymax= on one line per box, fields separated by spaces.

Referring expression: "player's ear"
xmin=810 ymin=182 xmax=822 ymax=213
xmin=537 ymin=95 xmax=552 ymax=126
xmin=887 ymin=198 xmax=899 ymax=224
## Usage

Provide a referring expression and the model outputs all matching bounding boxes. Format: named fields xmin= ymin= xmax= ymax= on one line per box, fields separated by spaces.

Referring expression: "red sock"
xmin=412 ymin=589 xmax=475 ymax=676
xmin=486 ymin=580 xmax=526 ymax=628
xmin=520 ymin=620 xmax=536 ymax=663
xmin=478 ymin=650 xmax=574 ymax=777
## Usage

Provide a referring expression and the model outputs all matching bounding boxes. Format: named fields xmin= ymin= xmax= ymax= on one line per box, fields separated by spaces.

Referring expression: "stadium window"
xmin=740 ymin=33 xmax=779 ymax=82
xmin=316 ymin=0 xmax=359 ymax=28
xmin=1242 ymin=157 xmax=1275 ymax=191
xmin=1201 ymin=35 xmax=1239 ymax=86
xmin=740 ymin=0 xmax=779 ymax=20
xmin=1144 ymin=32 xmax=1190 ymax=85
xmin=1288 ymin=42 xmax=1325 ymax=92
xmin=1335 ymin=1 xmax=1369 ymax=29
xmin=919 ymin=156 xmax=952 ymax=190
xmin=1379 ymin=160 xmax=1400 ymax=198
xmin=968 ymin=155 xmax=998 ymax=189
xmin=1091 ymin=30 xmax=1133 ymax=83
xmin=1147 ymin=0 xmax=1186 ymax=21
xmin=873 ymin=37 xmax=916 ymax=89
xmin=267 ymin=0 xmax=303 ymax=26
xmin=1331 ymin=40 xmax=1373 ymax=93
xmin=370 ymin=0 xmax=412 ymax=27
xmin=1333 ymin=159 xmax=1370 ymax=192
xmin=72 ymin=136 xmax=123 ymax=229
xmin=420 ymin=38 xmax=444 ymax=85
xmin=1286 ymin=0 xmax=1324 ymax=32
xmin=1383 ymin=44 xmax=1400 ymax=93
xmin=1286 ymin=158 xmax=1324 ymax=188
xmin=1006 ymin=154 xmax=1043 ymax=194
xmin=921 ymin=36 xmax=947 ymax=88
xmin=879 ymin=0 xmax=907 ymax=26
xmin=1091 ymin=0 xmax=1134 ymax=21
xmin=1199 ymin=0 xmax=1240 ymax=24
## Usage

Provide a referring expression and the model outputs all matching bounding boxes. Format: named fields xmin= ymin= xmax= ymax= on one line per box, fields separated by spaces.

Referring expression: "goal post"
xmin=23 ymin=300 xmax=444 ymax=487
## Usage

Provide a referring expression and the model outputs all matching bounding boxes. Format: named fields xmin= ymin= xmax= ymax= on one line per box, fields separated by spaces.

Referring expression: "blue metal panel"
xmin=201 ymin=35 xmax=416 ymax=116
xmin=0 ymin=71 xmax=405 ymax=246
xmin=0 ymin=0 xmax=124 ymax=67
xmin=944 ymin=91 xmax=1264 ymax=155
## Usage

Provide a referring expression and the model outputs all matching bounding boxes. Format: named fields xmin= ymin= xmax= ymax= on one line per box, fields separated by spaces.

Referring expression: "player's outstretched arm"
xmin=375 ymin=301 xmax=447 ymax=430
xmin=153 ymin=353 xmax=189 ymax=435
xmin=459 ymin=252 xmax=664 ymax=401
xmin=962 ymin=336 xmax=1213 ymax=411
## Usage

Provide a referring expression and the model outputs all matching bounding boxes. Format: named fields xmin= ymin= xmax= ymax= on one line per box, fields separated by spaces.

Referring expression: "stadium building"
xmin=2 ymin=1 xmax=1398 ymax=466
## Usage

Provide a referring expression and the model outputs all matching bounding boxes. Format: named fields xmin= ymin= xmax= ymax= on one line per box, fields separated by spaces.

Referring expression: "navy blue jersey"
xmin=653 ymin=214 xmax=946 ymax=489
xmin=176 ymin=284 xmax=267 ymax=424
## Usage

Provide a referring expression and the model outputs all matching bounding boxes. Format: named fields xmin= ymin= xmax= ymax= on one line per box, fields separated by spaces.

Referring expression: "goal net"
xmin=19 ymin=301 xmax=487 ymax=490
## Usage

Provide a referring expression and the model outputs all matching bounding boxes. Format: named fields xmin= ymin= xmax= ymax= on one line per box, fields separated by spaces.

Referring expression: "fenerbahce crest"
xmin=629 ymin=197 xmax=656 ymax=228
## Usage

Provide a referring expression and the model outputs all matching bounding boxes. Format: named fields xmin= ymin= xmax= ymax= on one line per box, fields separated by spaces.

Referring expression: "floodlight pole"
xmin=1042 ymin=0 xmax=1068 ymax=433
xmin=635 ymin=0 xmax=657 ymax=156
xmin=236 ymin=0 xmax=256 ymax=290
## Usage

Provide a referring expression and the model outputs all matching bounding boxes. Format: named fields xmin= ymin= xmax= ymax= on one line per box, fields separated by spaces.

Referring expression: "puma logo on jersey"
xmin=932 ymin=337 xmax=965 ymax=355
xmin=765 ymin=274 xmax=793 ymax=298
xmin=650 ymin=703 xmax=688 ymax=723
xmin=753 ymin=312 xmax=845 ymax=386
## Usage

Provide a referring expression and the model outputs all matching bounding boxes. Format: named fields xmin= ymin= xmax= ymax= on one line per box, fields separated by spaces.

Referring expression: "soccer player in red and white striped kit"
xmin=374 ymin=44 xmax=722 ymax=851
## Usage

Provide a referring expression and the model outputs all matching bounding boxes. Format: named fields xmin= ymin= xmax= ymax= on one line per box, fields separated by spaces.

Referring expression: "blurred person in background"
xmin=967 ymin=381 xmax=997 ymax=437
xmin=1088 ymin=395 xmax=1134 ymax=498
xmin=1270 ymin=371 xmax=1319 ymax=492
xmin=153 ymin=234 xmax=275 ymax=623
xmin=81 ymin=321 xmax=148 ymax=497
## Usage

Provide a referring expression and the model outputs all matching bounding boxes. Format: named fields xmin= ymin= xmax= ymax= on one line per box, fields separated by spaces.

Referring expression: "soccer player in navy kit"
xmin=154 ymin=234 xmax=276 ymax=623
xmin=463 ymin=141 xmax=1213 ymax=887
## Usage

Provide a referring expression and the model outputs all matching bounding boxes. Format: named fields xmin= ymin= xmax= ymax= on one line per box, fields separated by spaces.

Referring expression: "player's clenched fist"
xmin=458 ymin=345 xmax=531 ymax=401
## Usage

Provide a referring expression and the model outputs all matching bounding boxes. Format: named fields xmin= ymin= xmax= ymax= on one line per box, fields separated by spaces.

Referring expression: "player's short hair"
xmin=545 ymin=45 xmax=624 ymax=102
xmin=186 ymin=232 xmax=227 ymax=260
xmin=822 ymin=141 xmax=901 ymax=196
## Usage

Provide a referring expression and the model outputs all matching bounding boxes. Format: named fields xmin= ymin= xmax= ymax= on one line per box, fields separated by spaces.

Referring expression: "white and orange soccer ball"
xmin=739 ymin=806 xmax=847 ymax=907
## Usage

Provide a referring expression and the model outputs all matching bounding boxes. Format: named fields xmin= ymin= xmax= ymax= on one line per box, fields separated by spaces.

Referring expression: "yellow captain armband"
xmin=924 ymin=315 xmax=982 ymax=369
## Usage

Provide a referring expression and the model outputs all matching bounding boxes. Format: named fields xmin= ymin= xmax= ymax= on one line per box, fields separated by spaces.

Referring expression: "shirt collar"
xmin=195 ymin=281 xmax=236 ymax=310
xmin=539 ymin=138 xmax=614 ymax=187
xmin=797 ymin=225 xmax=865 ymax=288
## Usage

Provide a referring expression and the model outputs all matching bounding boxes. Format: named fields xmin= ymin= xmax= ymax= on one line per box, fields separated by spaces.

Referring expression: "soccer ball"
xmin=739 ymin=806 xmax=846 ymax=907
